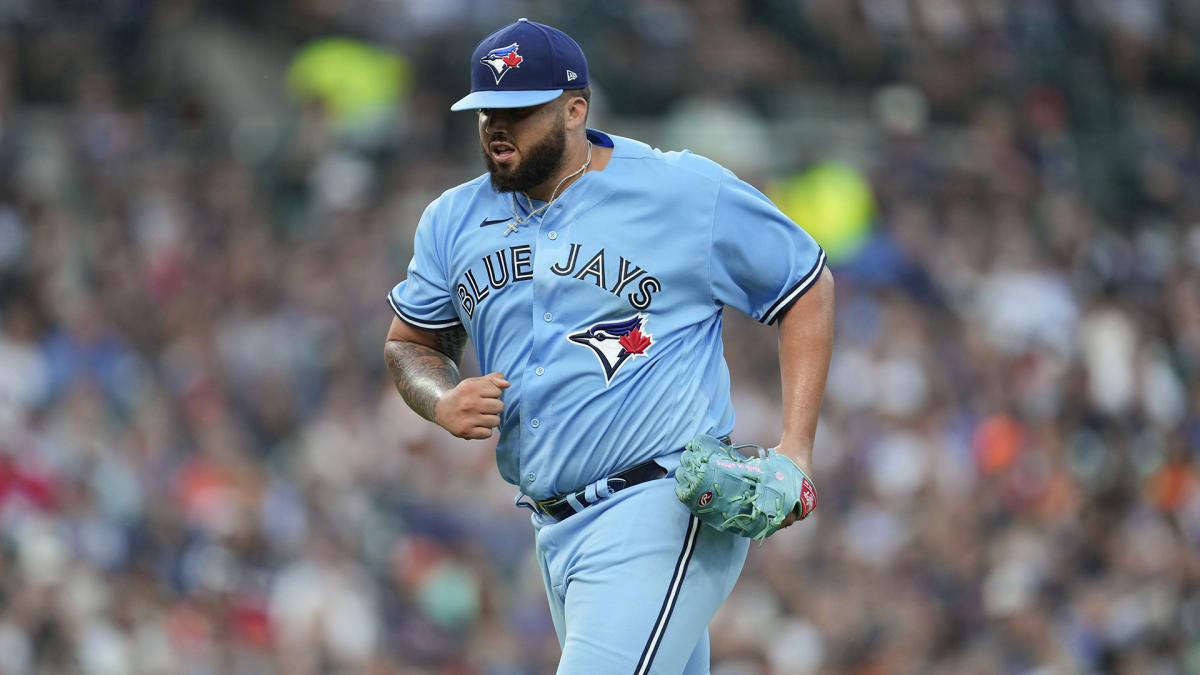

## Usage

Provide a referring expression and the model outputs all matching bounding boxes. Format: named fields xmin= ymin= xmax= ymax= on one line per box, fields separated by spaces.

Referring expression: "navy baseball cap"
xmin=450 ymin=18 xmax=589 ymax=111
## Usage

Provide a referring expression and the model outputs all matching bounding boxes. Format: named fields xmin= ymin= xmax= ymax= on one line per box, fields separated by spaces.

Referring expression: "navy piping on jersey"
xmin=388 ymin=293 xmax=462 ymax=330
xmin=761 ymin=247 xmax=827 ymax=326
xmin=635 ymin=515 xmax=701 ymax=674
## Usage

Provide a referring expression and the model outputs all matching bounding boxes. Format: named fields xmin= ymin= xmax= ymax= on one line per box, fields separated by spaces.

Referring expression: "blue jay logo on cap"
xmin=480 ymin=43 xmax=524 ymax=84
xmin=568 ymin=314 xmax=654 ymax=385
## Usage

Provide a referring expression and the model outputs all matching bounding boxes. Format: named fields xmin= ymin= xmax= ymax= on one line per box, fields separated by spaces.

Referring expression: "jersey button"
xmin=548 ymin=231 xmax=557 ymax=240
xmin=530 ymin=418 xmax=540 ymax=428
xmin=543 ymin=312 xmax=552 ymax=322
xmin=526 ymin=472 xmax=536 ymax=483
xmin=535 ymin=367 xmax=545 ymax=376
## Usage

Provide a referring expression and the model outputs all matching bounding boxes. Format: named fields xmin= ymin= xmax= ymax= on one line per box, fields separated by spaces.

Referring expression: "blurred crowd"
xmin=0 ymin=0 xmax=1197 ymax=673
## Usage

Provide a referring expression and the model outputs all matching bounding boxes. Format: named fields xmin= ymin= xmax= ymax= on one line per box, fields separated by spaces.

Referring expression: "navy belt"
xmin=535 ymin=460 xmax=667 ymax=522
xmin=532 ymin=436 xmax=731 ymax=522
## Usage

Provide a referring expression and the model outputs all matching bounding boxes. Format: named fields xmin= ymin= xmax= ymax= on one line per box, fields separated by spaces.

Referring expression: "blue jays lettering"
xmin=455 ymin=244 xmax=660 ymax=318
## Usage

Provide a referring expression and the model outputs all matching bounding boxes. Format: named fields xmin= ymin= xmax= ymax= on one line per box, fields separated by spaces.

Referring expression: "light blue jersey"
xmin=391 ymin=127 xmax=826 ymax=674
xmin=389 ymin=129 xmax=825 ymax=501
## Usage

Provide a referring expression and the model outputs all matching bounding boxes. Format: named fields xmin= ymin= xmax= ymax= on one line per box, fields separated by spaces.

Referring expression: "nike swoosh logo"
xmin=480 ymin=217 xmax=510 ymax=227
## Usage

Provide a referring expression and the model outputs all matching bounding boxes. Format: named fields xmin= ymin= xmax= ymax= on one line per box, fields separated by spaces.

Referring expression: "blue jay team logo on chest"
xmin=568 ymin=314 xmax=654 ymax=385
xmin=480 ymin=43 xmax=524 ymax=84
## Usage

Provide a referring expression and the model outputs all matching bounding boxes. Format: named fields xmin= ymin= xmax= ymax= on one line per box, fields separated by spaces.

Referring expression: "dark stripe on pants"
xmin=635 ymin=515 xmax=701 ymax=674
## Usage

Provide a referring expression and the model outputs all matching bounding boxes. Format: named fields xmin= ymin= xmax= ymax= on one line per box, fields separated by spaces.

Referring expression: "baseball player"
xmin=384 ymin=19 xmax=834 ymax=674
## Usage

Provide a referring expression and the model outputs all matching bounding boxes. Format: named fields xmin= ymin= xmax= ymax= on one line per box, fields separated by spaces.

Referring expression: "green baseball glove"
xmin=674 ymin=434 xmax=817 ymax=541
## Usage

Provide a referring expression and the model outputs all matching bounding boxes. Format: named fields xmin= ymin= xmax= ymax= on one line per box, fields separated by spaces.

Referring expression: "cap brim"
xmin=450 ymin=89 xmax=564 ymax=111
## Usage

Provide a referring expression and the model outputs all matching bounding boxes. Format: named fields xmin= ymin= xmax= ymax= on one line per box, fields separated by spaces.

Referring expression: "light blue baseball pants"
xmin=531 ymin=471 xmax=751 ymax=674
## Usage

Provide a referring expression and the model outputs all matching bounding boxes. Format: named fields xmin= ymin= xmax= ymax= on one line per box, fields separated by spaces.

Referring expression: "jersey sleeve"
xmin=387 ymin=199 xmax=462 ymax=330
xmin=709 ymin=171 xmax=826 ymax=325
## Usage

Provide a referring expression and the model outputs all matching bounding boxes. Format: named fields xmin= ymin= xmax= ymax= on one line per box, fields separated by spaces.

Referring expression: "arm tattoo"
xmin=384 ymin=326 xmax=468 ymax=422
xmin=430 ymin=326 xmax=468 ymax=364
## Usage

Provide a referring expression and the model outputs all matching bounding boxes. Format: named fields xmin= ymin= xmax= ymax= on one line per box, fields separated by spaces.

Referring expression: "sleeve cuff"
xmin=387 ymin=293 xmax=462 ymax=330
xmin=760 ymin=248 xmax=827 ymax=326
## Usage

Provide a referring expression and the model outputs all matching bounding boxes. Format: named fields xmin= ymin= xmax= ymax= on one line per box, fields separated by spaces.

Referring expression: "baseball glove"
xmin=674 ymin=434 xmax=817 ymax=541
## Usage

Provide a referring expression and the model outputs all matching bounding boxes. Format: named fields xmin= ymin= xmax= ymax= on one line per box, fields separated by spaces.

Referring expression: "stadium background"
xmin=0 ymin=0 xmax=1197 ymax=672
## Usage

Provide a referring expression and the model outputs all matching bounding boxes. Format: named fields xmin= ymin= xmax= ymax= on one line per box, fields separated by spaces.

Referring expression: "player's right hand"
xmin=433 ymin=372 xmax=509 ymax=439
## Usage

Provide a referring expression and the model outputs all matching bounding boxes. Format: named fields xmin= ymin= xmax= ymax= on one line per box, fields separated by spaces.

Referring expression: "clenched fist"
xmin=434 ymin=372 xmax=509 ymax=439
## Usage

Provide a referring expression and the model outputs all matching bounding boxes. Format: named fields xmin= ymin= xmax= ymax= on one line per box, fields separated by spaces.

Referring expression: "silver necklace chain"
xmin=508 ymin=141 xmax=593 ymax=232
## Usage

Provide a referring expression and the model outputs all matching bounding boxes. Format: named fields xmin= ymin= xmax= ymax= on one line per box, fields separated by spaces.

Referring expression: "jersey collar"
xmin=586 ymin=128 xmax=614 ymax=148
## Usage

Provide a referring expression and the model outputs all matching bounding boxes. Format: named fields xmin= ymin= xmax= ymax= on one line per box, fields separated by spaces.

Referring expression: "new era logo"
xmin=566 ymin=69 xmax=577 ymax=82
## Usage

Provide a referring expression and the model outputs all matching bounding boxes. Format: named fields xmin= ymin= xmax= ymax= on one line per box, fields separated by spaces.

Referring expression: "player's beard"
xmin=483 ymin=123 xmax=567 ymax=194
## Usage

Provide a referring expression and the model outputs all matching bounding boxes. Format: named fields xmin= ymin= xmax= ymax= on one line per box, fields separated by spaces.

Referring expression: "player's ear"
xmin=563 ymin=94 xmax=588 ymax=131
